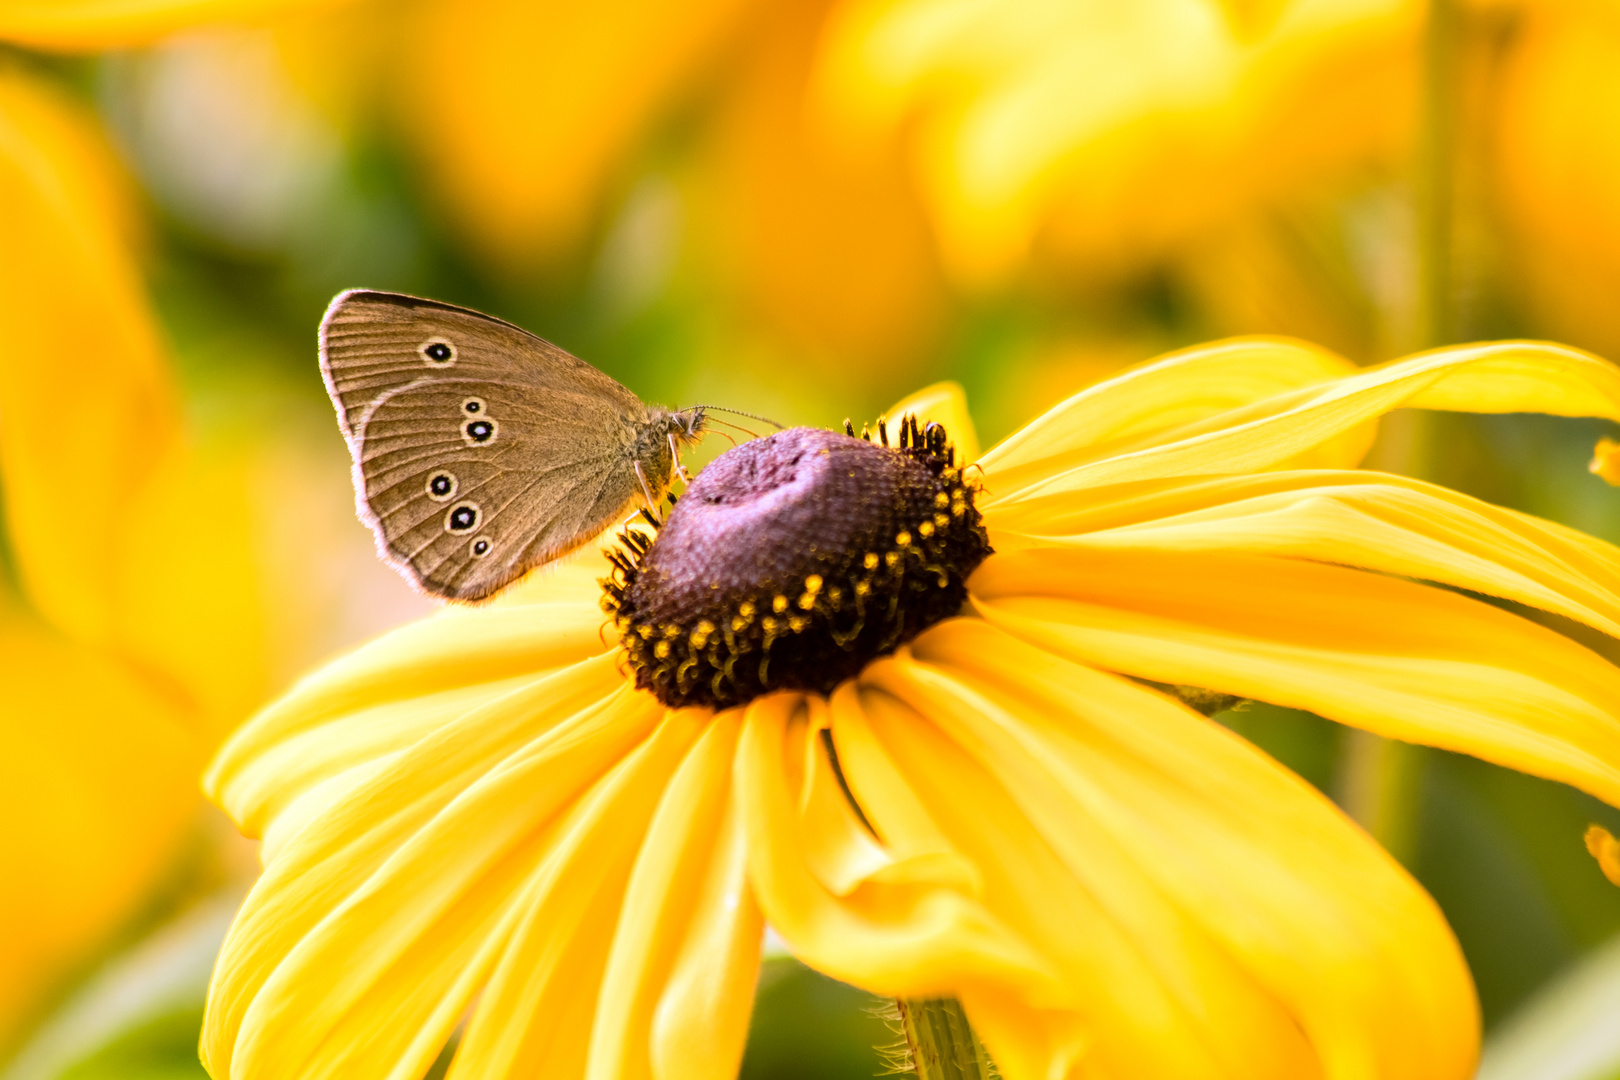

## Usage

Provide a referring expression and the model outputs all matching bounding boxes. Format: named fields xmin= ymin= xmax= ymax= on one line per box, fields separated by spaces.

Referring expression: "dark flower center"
xmin=602 ymin=416 xmax=992 ymax=709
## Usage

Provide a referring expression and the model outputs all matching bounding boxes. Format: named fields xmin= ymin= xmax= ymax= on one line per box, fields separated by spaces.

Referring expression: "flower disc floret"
xmin=602 ymin=417 xmax=991 ymax=708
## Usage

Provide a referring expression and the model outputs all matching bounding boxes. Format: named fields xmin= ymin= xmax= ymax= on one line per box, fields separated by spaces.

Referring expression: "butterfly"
xmin=320 ymin=289 xmax=706 ymax=601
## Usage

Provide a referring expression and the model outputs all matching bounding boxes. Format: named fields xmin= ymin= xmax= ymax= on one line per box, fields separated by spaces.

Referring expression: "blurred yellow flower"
xmin=809 ymin=0 xmax=1419 ymax=286
xmin=307 ymin=0 xmax=955 ymax=375
xmin=0 ymin=0 xmax=363 ymax=1052
xmin=394 ymin=0 xmax=752 ymax=272
xmin=204 ymin=336 xmax=1620 ymax=1080
xmin=0 ymin=0 xmax=347 ymax=50
xmin=1495 ymin=0 xmax=1620 ymax=360
xmin=1586 ymin=824 xmax=1620 ymax=887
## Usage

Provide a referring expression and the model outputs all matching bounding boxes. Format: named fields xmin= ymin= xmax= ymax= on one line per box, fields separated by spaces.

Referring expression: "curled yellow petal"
xmin=1586 ymin=824 xmax=1620 ymax=888
xmin=865 ymin=620 xmax=1476 ymax=1080
xmin=983 ymin=340 xmax=1620 ymax=510
xmin=979 ymin=336 xmax=1361 ymax=502
xmin=991 ymin=470 xmax=1620 ymax=643
xmin=738 ymin=692 xmax=1061 ymax=1004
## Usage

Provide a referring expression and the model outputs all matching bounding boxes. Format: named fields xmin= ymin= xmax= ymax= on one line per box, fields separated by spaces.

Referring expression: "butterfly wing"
xmin=320 ymin=289 xmax=656 ymax=600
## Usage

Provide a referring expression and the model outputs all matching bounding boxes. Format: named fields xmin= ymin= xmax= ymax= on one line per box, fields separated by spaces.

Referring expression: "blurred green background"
xmin=6 ymin=0 xmax=1620 ymax=1077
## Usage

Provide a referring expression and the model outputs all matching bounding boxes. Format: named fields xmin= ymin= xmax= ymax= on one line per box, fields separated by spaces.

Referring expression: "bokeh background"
xmin=6 ymin=0 xmax=1620 ymax=1077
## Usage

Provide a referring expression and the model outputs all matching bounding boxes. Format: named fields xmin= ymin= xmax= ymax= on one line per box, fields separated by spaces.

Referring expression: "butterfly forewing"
xmin=320 ymin=289 xmax=662 ymax=600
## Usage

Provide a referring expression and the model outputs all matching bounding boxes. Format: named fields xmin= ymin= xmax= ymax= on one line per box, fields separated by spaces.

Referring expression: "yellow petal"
xmin=863 ymin=620 xmax=1476 ymax=1080
xmin=981 ymin=340 xmax=1620 ymax=511
xmin=885 ymin=381 xmax=981 ymax=463
xmin=0 ymin=617 xmax=200 ymax=1049
xmin=1585 ymin=824 xmax=1620 ymax=888
xmin=0 ymin=0 xmax=348 ymax=50
xmin=202 ymin=671 xmax=662 ymax=1080
xmin=588 ymin=713 xmax=761 ymax=1080
xmin=737 ymin=692 xmax=1061 ymax=1003
xmin=972 ymin=546 xmax=1620 ymax=807
xmin=978 ymin=336 xmax=1361 ymax=503
xmin=0 ymin=67 xmax=178 ymax=644
xmin=397 ymin=0 xmax=752 ymax=269
xmin=205 ymin=582 xmax=611 ymax=844
xmin=442 ymin=708 xmax=750 ymax=1080
xmin=992 ymin=469 xmax=1620 ymax=642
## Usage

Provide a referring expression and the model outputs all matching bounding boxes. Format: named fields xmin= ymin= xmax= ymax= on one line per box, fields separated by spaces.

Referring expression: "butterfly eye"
xmin=463 ymin=418 xmax=497 ymax=445
xmin=420 ymin=339 xmax=456 ymax=365
xmin=462 ymin=398 xmax=484 ymax=414
xmin=470 ymin=537 xmax=492 ymax=558
xmin=445 ymin=502 xmax=480 ymax=533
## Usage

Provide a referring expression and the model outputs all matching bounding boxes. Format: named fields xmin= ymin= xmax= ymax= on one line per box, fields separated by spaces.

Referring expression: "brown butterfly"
xmin=320 ymin=289 xmax=709 ymax=601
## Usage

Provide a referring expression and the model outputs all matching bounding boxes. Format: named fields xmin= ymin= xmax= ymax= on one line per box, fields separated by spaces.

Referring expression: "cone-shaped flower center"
xmin=603 ymin=418 xmax=991 ymax=708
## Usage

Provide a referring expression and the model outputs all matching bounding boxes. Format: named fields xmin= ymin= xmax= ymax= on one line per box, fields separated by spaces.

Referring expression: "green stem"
xmin=1416 ymin=0 xmax=1459 ymax=349
xmin=896 ymin=998 xmax=996 ymax=1080
xmin=1336 ymin=730 xmax=1426 ymax=865
xmin=1339 ymin=0 xmax=1462 ymax=863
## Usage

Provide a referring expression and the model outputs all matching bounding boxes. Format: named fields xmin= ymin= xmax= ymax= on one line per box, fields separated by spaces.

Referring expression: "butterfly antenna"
xmin=694 ymin=404 xmax=785 ymax=430
xmin=703 ymin=416 xmax=751 ymax=442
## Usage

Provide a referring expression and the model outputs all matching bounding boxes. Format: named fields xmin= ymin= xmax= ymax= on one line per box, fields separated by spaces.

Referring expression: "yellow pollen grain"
xmin=789 ymin=615 xmax=808 ymax=632
xmin=935 ymin=513 xmax=951 ymax=528
xmin=935 ymin=491 xmax=950 ymax=507
xmin=731 ymin=616 xmax=749 ymax=632
xmin=896 ymin=531 xmax=912 ymax=546
xmin=918 ymin=521 xmax=935 ymax=537
xmin=804 ymin=574 xmax=823 ymax=593
xmin=864 ymin=552 xmax=879 ymax=570
xmin=798 ymin=593 xmax=816 ymax=610
xmin=885 ymin=551 xmax=902 ymax=569
xmin=637 ymin=625 xmax=653 ymax=639
xmin=654 ymin=641 xmax=671 ymax=659
xmin=772 ymin=595 xmax=789 ymax=613
xmin=663 ymin=625 xmax=682 ymax=639
xmin=855 ymin=581 xmax=871 ymax=596
xmin=738 ymin=600 xmax=756 ymax=618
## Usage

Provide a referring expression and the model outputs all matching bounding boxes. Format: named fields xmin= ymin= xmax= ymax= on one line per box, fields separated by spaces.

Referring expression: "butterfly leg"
xmin=633 ymin=460 xmax=660 ymax=516
xmin=668 ymin=432 xmax=693 ymax=483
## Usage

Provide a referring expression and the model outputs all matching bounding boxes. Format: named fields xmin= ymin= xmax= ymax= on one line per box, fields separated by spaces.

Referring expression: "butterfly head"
xmin=668 ymin=406 xmax=707 ymax=446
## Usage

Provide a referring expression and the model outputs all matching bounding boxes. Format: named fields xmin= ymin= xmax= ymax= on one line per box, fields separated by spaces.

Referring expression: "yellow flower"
xmin=204 ymin=335 xmax=1620 ymax=1079
xmin=0 ymin=0 xmax=359 ymax=1050
xmin=0 ymin=0 xmax=347 ymax=49
xmin=808 ymin=0 xmax=1419 ymax=286
xmin=317 ymin=0 xmax=952 ymax=375
xmin=1495 ymin=0 xmax=1620 ymax=361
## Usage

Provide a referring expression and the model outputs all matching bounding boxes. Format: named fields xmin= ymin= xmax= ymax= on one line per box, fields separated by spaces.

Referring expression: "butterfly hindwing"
xmin=320 ymin=290 xmax=658 ymax=600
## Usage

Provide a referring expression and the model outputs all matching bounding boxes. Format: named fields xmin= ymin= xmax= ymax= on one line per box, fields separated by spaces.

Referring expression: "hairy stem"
xmin=896 ymin=998 xmax=996 ymax=1080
